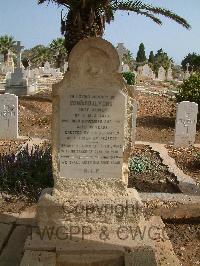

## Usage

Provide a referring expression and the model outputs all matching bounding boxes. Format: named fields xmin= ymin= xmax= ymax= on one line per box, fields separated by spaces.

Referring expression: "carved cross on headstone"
xmin=116 ymin=43 xmax=129 ymax=72
xmin=14 ymin=41 xmax=24 ymax=68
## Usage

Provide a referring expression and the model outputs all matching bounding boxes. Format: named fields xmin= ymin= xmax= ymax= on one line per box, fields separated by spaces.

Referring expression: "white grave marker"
xmin=158 ymin=66 xmax=166 ymax=81
xmin=174 ymin=101 xmax=198 ymax=147
xmin=0 ymin=93 xmax=18 ymax=139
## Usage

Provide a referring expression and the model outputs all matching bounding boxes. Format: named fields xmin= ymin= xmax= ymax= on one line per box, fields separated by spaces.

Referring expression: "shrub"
xmin=123 ymin=72 xmax=135 ymax=85
xmin=128 ymin=156 xmax=152 ymax=173
xmin=0 ymin=145 xmax=53 ymax=201
xmin=176 ymin=74 xmax=200 ymax=113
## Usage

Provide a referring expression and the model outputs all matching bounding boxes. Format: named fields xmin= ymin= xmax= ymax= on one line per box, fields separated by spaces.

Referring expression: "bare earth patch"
xmin=19 ymin=98 xmax=52 ymax=139
xmin=0 ymin=140 xmax=26 ymax=155
xmin=167 ymin=146 xmax=200 ymax=185
xmin=165 ymin=222 xmax=200 ymax=266
xmin=0 ymin=197 xmax=34 ymax=214
xmin=135 ymin=94 xmax=200 ymax=144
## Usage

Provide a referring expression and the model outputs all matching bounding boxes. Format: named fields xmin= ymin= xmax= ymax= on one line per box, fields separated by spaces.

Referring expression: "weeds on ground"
xmin=0 ymin=145 xmax=53 ymax=201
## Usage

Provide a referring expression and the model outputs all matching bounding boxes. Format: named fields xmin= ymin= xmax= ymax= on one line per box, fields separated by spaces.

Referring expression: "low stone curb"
xmin=140 ymin=192 xmax=200 ymax=220
xmin=136 ymin=141 xmax=200 ymax=195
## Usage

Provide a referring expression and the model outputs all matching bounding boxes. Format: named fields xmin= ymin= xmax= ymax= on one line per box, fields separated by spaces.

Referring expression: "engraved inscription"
xmin=59 ymin=91 xmax=125 ymax=178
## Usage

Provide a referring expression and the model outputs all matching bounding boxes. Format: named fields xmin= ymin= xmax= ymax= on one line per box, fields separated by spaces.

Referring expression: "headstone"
xmin=142 ymin=64 xmax=151 ymax=77
xmin=63 ymin=61 xmax=68 ymax=72
xmin=184 ymin=70 xmax=190 ymax=80
xmin=116 ymin=43 xmax=129 ymax=72
xmin=37 ymin=37 xmax=142 ymax=237
xmin=0 ymin=93 xmax=18 ymax=139
xmin=186 ymin=63 xmax=190 ymax=72
xmin=174 ymin=101 xmax=198 ymax=147
xmin=21 ymin=38 xmax=169 ymax=266
xmin=157 ymin=66 xmax=166 ymax=81
xmin=166 ymin=67 xmax=173 ymax=81
xmin=131 ymin=100 xmax=138 ymax=144
xmin=5 ymin=41 xmax=29 ymax=96
xmin=121 ymin=63 xmax=130 ymax=73
xmin=43 ymin=61 xmax=51 ymax=75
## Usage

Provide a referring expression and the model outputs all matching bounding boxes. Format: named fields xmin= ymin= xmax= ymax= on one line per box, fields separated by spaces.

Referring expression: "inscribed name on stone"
xmin=53 ymin=38 xmax=126 ymax=180
xmin=174 ymin=101 xmax=198 ymax=147
xmin=0 ymin=93 xmax=18 ymax=139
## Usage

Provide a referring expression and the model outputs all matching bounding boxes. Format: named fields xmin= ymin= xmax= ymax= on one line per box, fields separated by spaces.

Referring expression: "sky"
xmin=0 ymin=0 xmax=200 ymax=64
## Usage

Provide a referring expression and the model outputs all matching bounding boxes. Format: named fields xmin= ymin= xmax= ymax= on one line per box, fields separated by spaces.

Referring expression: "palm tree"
xmin=0 ymin=35 xmax=16 ymax=62
xmin=49 ymin=38 xmax=67 ymax=68
xmin=23 ymin=45 xmax=52 ymax=67
xmin=38 ymin=0 xmax=190 ymax=53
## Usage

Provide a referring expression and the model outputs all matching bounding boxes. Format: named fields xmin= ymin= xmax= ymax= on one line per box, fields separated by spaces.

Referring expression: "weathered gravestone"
xmin=116 ymin=43 xmax=129 ymax=72
xmin=166 ymin=67 xmax=173 ymax=81
xmin=0 ymin=93 xmax=18 ymax=139
xmin=157 ymin=66 xmax=166 ymax=81
xmin=28 ymin=38 xmax=162 ymax=265
xmin=21 ymin=38 xmax=182 ymax=266
xmin=174 ymin=101 xmax=198 ymax=147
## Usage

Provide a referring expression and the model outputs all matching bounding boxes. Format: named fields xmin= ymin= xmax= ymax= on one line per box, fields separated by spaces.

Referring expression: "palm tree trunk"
xmin=63 ymin=10 xmax=103 ymax=54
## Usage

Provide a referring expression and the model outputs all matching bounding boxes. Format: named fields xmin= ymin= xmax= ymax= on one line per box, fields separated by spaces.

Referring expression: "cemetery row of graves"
xmin=0 ymin=39 xmax=199 ymax=265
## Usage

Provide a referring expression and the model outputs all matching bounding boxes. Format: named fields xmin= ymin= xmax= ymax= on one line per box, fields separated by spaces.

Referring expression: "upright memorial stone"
xmin=0 ymin=93 xmax=18 ymax=139
xmin=37 ymin=37 xmax=142 ymax=239
xmin=158 ymin=66 xmax=166 ymax=81
xmin=174 ymin=101 xmax=198 ymax=147
xmin=5 ymin=41 xmax=29 ymax=96
xmin=116 ymin=43 xmax=129 ymax=72
xmin=22 ymin=38 xmax=169 ymax=266
xmin=166 ymin=67 xmax=173 ymax=81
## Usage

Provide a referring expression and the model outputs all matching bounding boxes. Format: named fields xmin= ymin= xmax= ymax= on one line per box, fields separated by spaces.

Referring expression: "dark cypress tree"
xmin=136 ymin=43 xmax=147 ymax=63
xmin=148 ymin=51 xmax=155 ymax=64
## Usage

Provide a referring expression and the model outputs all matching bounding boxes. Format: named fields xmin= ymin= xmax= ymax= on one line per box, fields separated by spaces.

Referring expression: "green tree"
xmin=148 ymin=51 xmax=155 ymax=65
xmin=0 ymin=35 xmax=16 ymax=62
xmin=49 ymin=38 xmax=67 ymax=68
xmin=181 ymin=53 xmax=200 ymax=72
xmin=22 ymin=45 xmax=52 ymax=68
xmin=153 ymin=48 xmax=172 ymax=73
xmin=123 ymin=50 xmax=135 ymax=71
xmin=38 ymin=1 xmax=190 ymax=53
xmin=136 ymin=43 xmax=146 ymax=63
xmin=176 ymin=74 xmax=200 ymax=114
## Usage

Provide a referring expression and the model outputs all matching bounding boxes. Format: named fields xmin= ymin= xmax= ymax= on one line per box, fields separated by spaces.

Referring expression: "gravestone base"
xmin=5 ymin=85 xmax=29 ymax=96
xmin=22 ymin=210 xmax=181 ymax=266
xmin=5 ymin=84 xmax=38 ymax=96
xmin=36 ymin=180 xmax=143 ymax=231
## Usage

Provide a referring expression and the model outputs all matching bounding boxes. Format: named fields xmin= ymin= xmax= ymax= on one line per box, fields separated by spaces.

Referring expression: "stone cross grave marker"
xmin=174 ymin=101 xmax=198 ymax=147
xmin=14 ymin=41 xmax=24 ymax=69
xmin=186 ymin=63 xmax=190 ymax=72
xmin=0 ymin=93 xmax=18 ymax=139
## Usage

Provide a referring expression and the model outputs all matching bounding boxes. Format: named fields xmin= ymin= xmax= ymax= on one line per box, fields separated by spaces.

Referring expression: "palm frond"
xmin=114 ymin=1 xmax=191 ymax=29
